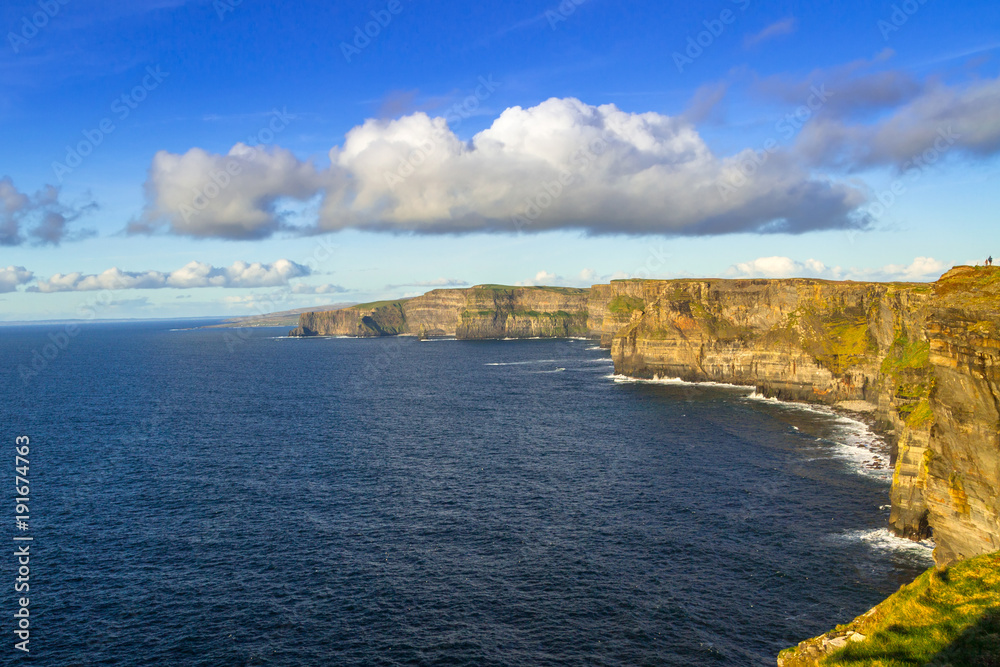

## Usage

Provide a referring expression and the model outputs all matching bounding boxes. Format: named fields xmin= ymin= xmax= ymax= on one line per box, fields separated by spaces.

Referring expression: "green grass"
xmin=472 ymin=284 xmax=587 ymax=294
xmin=798 ymin=313 xmax=878 ymax=374
xmin=349 ymin=298 xmax=410 ymax=311
xmin=881 ymin=337 xmax=931 ymax=376
xmin=608 ymin=295 xmax=645 ymax=315
xmin=905 ymin=399 xmax=935 ymax=429
xmin=779 ymin=552 xmax=1000 ymax=666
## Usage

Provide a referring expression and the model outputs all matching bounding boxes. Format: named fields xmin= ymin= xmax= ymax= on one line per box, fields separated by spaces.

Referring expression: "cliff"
xmin=290 ymin=268 xmax=1000 ymax=569
xmin=289 ymin=285 xmax=589 ymax=339
xmin=609 ymin=268 xmax=1000 ymax=567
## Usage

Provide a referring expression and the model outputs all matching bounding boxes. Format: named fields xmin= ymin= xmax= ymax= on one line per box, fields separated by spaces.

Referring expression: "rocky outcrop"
xmin=289 ymin=285 xmax=589 ymax=340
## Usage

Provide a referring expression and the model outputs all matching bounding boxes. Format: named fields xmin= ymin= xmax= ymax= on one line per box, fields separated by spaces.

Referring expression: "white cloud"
xmin=745 ymin=18 xmax=798 ymax=48
xmin=130 ymin=144 xmax=325 ymax=240
xmin=862 ymin=256 xmax=949 ymax=282
xmin=30 ymin=259 xmax=311 ymax=293
xmin=516 ymin=268 xmax=605 ymax=287
xmin=0 ymin=266 xmax=34 ymax=292
xmin=136 ymin=98 xmax=867 ymax=240
xmin=726 ymin=255 xmax=948 ymax=282
xmin=1 ymin=177 xmax=94 ymax=246
xmin=795 ymin=75 xmax=1000 ymax=168
xmin=385 ymin=277 xmax=469 ymax=289
xmin=289 ymin=283 xmax=349 ymax=295
xmin=726 ymin=256 xmax=834 ymax=279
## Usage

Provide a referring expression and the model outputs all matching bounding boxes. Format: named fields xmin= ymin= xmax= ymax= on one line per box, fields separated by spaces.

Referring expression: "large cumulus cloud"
xmin=133 ymin=98 xmax=869 ymax=240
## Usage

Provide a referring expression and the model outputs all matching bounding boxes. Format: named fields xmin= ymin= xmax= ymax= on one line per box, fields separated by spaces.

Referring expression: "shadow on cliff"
xmin=924 ymin=606 xmax=1000 ymax=667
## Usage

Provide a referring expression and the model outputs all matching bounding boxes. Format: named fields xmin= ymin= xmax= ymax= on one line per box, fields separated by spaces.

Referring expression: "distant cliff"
xmin=291 ymin=268 xmax=1000 ymax=567
xmin=290 ymin=285 xmax=590 ymax=339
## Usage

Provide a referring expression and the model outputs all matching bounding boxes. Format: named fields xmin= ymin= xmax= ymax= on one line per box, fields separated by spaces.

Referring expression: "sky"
xmin=1 ymin=0 xmax=999 ymax=321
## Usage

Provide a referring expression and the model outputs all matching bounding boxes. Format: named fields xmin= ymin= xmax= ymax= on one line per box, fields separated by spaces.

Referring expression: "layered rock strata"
xmin=290 ymin=286 xmax=589 ymax=340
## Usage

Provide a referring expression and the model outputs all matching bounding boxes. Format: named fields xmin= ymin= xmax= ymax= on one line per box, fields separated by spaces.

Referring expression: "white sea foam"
xmin=745 ymin=391 xmax=832 ymax=416
xmin=744 ymin=392 xmax=892 ymax=480
xmin=606 ymin=374 xmax=754 ymax=390
xmin=839 ymin=528 xmax=936 ymax=563
xmin=485 ymin=359 xmax=558 ymax=366
xmin=530 ymin=368 xmax=566 ymax=373
xmin=586 ymin=346 xmax=605 ymax=351
xmin=418 ymin=338 xmax=457 ymax=342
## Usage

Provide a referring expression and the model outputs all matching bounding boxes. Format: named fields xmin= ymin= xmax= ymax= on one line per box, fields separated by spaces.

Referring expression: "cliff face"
xmin=290 ymin=286 xmax=589 ymax=340
xmin=608 ymin=268 xmax=1000 ymax=566
xmin=292 ymin=301 xmax=407 ymax=337
xmin=919 ymin=268 xmax=1000 ymax=563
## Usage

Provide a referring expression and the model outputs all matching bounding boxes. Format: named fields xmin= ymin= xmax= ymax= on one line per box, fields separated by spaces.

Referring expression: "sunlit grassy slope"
xmin=779 ymin=551 xmax=1000 ymax=666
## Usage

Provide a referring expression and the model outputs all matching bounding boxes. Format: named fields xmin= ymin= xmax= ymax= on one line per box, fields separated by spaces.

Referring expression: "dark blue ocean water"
xmin=1 ymin=321 xmax=933 ymax=666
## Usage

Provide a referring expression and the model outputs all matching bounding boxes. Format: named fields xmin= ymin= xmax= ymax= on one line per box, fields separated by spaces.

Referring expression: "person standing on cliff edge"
xmin=989 ymin=256 xmax=994 ymax=266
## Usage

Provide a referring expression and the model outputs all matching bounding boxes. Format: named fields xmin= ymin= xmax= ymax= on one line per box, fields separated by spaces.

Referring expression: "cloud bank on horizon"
xmin=725 ymin=255 xmax=949 ymax=282
xmin=27 ymin=259 xmax=316 ymax=293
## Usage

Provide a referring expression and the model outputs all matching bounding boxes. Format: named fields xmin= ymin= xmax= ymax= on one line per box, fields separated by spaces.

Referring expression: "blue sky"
xmin=2 ymin=0 xmax=999 ymax=320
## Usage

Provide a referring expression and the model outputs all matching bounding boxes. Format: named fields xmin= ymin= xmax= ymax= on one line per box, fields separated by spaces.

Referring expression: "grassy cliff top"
xmin=934 ymin=265 xmax=1000 ymax=309
xmin=779 ymin=551 xmax=1000 ymax=666
xmin=346 ymin=298 xmax=411 ymax=311
xmin=471 ymin=284 xmax=588 ymax=294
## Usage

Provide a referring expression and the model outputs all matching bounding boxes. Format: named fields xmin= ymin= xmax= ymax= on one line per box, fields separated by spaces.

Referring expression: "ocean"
xmin=1 ymin=321 xmax=933 ymax=665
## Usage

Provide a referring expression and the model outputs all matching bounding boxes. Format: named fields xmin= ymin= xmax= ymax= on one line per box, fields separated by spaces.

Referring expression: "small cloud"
xmin=745 ymin=18 xmax=798 ymax=48
xmin=1 ymin=177 xmax=96 ymax=246
xmin=289 ymin=283 xmax=349 ymax=295
xmin=106 ymin=297 xmax=151 ymax=310
xmin=516 ymin=269 xmax=605 ymax=287
xmin=385 ymin=277 xmax=469 ymax=289
xmin=378 ymin=89 xmax=421 ymax=119
xmin=0 ymin=266 xmax=34 ymax=293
